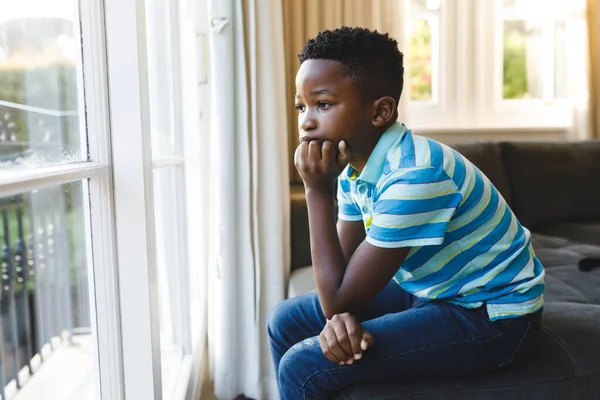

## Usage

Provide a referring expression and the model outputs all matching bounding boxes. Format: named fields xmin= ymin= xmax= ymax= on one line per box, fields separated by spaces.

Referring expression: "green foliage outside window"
xmin=409 ymin=20 xmax=433 ymax=101
xmin=503 ymin=23 xmax=529 ymax=99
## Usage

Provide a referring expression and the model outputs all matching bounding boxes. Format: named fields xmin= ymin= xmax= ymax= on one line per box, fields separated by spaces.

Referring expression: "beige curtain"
xmin=588 ymin=0 xmax=600 ymax=138
xmin=283 ymin=0 xmax=405 ymax=183
xmin=207 ymin=0 xmax=290 ymax=398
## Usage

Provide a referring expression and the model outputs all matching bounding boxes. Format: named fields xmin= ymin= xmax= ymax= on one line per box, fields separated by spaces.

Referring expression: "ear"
xmin=371 ymin=96 xmax=397 ymax=128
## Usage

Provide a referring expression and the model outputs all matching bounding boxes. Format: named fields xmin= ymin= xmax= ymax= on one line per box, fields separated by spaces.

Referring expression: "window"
xmin=0 ymin=1 xmax=118 ymax=399
xmin=406 ymin=0 xmax=581 ymax=130
xmin=0 ymin=0 xmax=206 ymax=398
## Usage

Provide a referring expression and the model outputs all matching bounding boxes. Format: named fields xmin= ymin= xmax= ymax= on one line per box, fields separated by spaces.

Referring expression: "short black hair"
xmin=298 ymin=26 xmax=404 ymax=104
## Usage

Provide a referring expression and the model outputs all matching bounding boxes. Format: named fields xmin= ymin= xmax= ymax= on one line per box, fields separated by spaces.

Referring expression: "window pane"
xmin=146 ymin=0 xmax=177 ymax=158
xmin=1 ymin=181 xmax=98 ymax=399
xmin=153 ymin=166 xmax=186 ymax=398
xmin=554 ymin=20 xmax=568 ymax=98
xmin=0 ymin=1 xmax=87 ymax=169
xmin=503 ymin=20 xmax=544 ymax=99
xmin=409 ymin=19 xmax=433 ymax=101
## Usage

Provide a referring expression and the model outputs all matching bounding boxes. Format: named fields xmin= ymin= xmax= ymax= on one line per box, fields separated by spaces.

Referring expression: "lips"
xmin=299 ymin=136 xmax=321 ymax=143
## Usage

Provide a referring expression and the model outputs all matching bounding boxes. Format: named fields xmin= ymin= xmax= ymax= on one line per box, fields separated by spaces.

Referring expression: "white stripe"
xmin=413 ymin=135 xmax=431 ymax=167
xmin=378 ymin=179 xmax=458 ymax=201
xmin=366 ymin=236 xmax=443 ymax=249
xmin=486 ymin=295 xmax=544 ymax=319
xmin=373 ymin=208 xmax=455 ymax=229
xmin=338 ymin=214 xmax=364 ymax=222
xmin=442 ymin=144 xmax=456 ymax=179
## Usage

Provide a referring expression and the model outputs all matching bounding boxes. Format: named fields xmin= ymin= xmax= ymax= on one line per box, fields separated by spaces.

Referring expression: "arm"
xmin=337 ymin=219 xmax=365 ymax=262
xmin=296 ymin=139 xmax=410 ymax=319
xmin=306 ymin=188 xmax=409 ymax=319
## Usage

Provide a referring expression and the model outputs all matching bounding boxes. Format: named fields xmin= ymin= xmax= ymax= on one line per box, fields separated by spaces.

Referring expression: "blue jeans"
xmin=267 ymin=281 xmax=542 ymax=400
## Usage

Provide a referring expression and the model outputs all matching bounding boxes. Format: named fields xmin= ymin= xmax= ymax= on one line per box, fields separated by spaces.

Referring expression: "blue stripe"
xmin=428 ymin=139 xmax=444 ymax=168
xmin=340 ymin=178 xmax=351 ymax=192
xmin=376 ymin=168 xmax=454 ymax=198
xmin=339 ymin=204 xmax=361 ymax=216
xmin=374 ymin=194 xmax=462 ymax=215
xmin=369 ymin=223 xmax=448 ymax=242
xmin=456 ymin=168 xmax=485 ymax=214
xmin=382 ymin=162 xmax=391 ymax=175
xmin=400 ymin=133 xmax=416 ymax=168
xmin=452 ymin=152 xmax=467 ymax=190
xmin=466 ymin=280 xmax=544 ymax=303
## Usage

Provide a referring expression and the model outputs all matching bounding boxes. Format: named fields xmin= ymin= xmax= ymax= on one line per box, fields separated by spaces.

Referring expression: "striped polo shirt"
xmin=337 ymin=121 xmax=545 ymax=320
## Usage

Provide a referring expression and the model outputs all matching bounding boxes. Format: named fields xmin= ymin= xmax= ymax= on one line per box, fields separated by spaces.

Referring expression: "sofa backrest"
xmin=498 ymin=141 xmax=600 ymax=229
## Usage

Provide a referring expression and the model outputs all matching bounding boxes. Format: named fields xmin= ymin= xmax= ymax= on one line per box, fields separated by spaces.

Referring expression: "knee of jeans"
xmin=278 ymin=341 xmax=311 ymax=386
xmin=266 ymin=299 xmax=293 ymax=340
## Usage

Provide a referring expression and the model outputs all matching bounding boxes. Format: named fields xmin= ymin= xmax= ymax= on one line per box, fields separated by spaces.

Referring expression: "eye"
xmin=295 ymin=104 xmax=306 ymax=113
xmin=317 ymin=101 xmax=331 ymax=109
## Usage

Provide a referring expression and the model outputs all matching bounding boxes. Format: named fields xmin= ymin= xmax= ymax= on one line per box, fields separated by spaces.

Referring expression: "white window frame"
xmin=0 ymin=0 xmax=124 ymax=399
xmin=407 ymin=0 xmax=574 ymax=132
xmin=105 ymin=0 xmax=203 ymax=398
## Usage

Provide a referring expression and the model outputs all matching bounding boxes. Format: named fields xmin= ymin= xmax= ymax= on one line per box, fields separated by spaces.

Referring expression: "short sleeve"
xmin=366 ymin=167 xmax=462 ymax=248
xmin=337 ymin=174 xmax=362 ymax=221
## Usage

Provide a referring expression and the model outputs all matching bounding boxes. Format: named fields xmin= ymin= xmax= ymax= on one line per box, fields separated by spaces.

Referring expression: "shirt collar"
xmin=347 ymin=121 xmax=406 ymax=184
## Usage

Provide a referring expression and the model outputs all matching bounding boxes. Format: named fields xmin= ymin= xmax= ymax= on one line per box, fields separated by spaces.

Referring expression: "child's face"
xmin=295 ymin=59 xmax=372 ymax=148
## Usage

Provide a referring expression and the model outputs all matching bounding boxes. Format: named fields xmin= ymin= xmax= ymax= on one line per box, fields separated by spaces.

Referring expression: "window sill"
xmin=410 ymin=125 xmax=570 ymax=143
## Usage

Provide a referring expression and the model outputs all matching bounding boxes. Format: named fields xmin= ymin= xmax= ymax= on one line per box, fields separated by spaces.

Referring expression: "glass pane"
xmin=0 ymin=181 xmax=97 ymax=399
xmin=146 ymin=0 xmax=177 ymax=158
xmin=0 ymin=0 xmax=87 ymax=169
xmin=153 ymin=166 xmax=186 ymax=399
xmin=554 ymin=20 xmax=568 ymax=98
xmin=409 ymin=19 xmax=433 ymax=101
xmin=503 ymin=20 xmax=544 ymax=99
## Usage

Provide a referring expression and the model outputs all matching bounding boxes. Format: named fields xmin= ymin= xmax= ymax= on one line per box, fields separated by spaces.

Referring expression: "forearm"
xmin=305 ymin=188 xmax=348 ymax=319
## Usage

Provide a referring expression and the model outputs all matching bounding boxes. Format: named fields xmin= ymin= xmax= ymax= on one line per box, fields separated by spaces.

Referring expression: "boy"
xmin=267 ymin=27 xmax=544 ymax=399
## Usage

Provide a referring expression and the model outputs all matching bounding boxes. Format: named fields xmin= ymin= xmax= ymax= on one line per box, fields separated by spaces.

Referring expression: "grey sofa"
xmin=288 ymin=140 xmax=600 ymax=399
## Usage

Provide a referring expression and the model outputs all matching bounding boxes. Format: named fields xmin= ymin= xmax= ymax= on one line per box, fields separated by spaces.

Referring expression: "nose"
xmin=299 ymin=110 xmax=317 ymax=133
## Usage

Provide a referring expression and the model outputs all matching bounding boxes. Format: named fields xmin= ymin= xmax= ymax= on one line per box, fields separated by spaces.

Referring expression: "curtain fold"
xmin=207 ymin=0 xmax=290 ymax=398
xmin=282 ymin=0 xmax=407 ymax=183
xmin=588 ymin=0 xmax=600 ymax=138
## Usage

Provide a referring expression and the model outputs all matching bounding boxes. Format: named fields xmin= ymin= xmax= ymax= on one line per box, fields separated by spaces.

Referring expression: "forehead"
xmin=295 ymin=59 xmax=353 ymax=93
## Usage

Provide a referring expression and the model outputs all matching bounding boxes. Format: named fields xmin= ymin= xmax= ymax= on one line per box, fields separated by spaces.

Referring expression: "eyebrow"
xmin=295 ymin=88 xmax=338 ymax=99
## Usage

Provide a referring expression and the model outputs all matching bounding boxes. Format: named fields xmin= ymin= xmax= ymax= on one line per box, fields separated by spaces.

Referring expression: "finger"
xmin=319 ymin=328 xmax=341 ymax=364
xmin=361 ymin=330 xmax=375 ymax=351
xmin=308 ymin=140 xmax=323 ymax=162
xmin=321 ymin=141 xmax=335 ymax=166
xmin=337 ymin=140 xmax=351 ymax=167
xmin=295 ymin=141 xmax=308 ymax=171
xmin=343 ymin=318 xmax=363 ymax=359
xmin=330 ymin=320 xmax=354 ymax=360
xmin=324 ymin=323 xmax=351 ymax=363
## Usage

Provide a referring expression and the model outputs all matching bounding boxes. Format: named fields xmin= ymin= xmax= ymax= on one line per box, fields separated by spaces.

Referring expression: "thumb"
xmin=360 ymin=330 xmax=375 ymax=351
xmin=337 ymin=140 xmax=351 ymax=167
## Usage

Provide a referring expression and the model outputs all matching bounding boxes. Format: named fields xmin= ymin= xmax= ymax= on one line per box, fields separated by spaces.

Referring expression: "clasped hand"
xmin=294 ymin=140 xmax=351 ymax=190
xmin=319 ymin=312 xmax=374 ymax=365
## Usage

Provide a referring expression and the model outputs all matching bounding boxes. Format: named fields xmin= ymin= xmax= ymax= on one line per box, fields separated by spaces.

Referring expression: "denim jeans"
xmin=267 ymin=281 xmax=542 ymax=400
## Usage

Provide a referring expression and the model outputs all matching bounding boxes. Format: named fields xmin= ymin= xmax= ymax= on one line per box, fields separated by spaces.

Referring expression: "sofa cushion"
xmin=499 ymin=141 xmax=600 ymax=229
xmin=536 ymin=221 xmax=600 ymax=247
xmin=450 ymin=142 xmax=513 ymax=208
